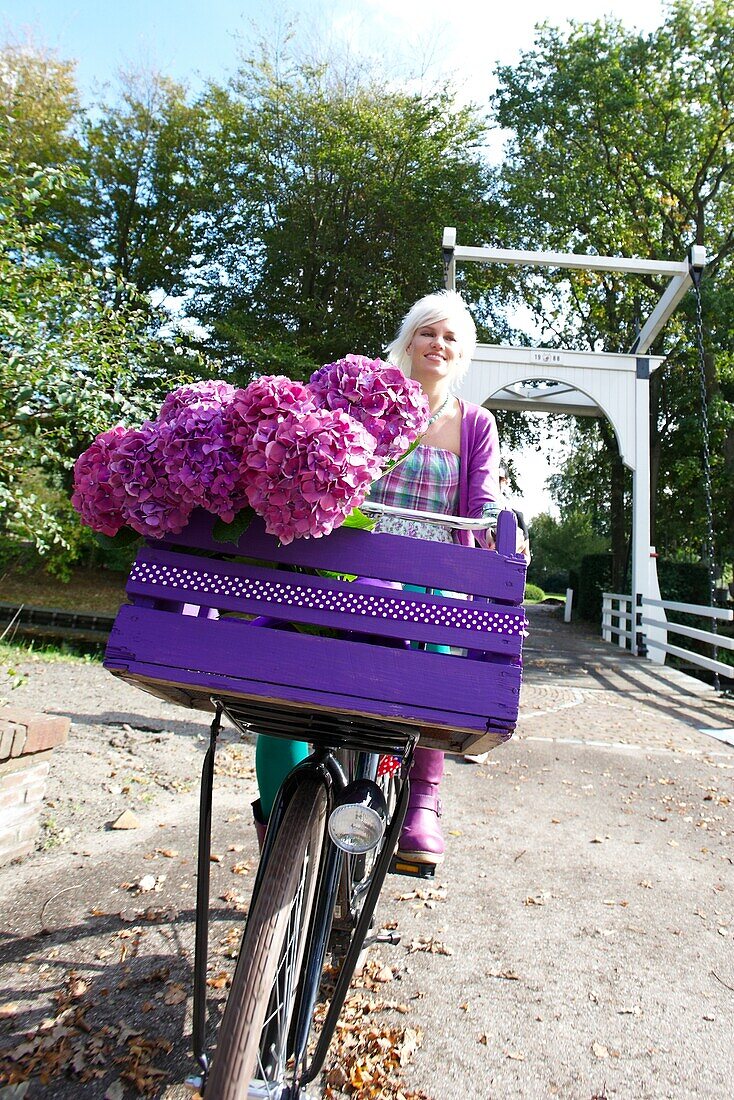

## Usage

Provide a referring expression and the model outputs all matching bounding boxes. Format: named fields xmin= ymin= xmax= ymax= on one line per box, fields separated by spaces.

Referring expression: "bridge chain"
xmin=690 ymin=262 xmax=719 ymax=691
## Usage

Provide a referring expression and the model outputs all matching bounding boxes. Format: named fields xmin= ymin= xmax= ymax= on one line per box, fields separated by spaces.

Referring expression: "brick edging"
xmin=0 ymin=709 xmax=70 ymax=866
xmin=0 ymin=709 xmax=70 ymax=761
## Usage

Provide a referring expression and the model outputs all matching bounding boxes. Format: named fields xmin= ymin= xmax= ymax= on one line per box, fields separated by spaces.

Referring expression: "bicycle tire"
xmin=206 ymin=776 xmax=327 ymax=1100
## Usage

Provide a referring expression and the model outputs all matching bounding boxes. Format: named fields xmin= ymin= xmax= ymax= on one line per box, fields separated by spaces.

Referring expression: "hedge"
xmin=574 ymin=554 xmax=711 ymax=623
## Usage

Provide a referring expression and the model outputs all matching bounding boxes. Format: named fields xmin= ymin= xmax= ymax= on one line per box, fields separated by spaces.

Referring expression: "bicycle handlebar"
xmin=359 ymin=500 xmax=506 ymax=532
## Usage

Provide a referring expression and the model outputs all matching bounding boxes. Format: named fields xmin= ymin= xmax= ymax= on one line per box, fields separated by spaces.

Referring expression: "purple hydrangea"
xmin=223 ymin=376 xmax=315 ymax=452
xmin=162 ymin=403 xmax=250 ymax=523
xmin=71 ymin=425 xmax=131 ymax=537
xmin=308 ymin=355 xmax=429 ymax=461
xmin=244 ymin=408 xmax=381 ymax=544
xmin=107 ymin=422 xmax=193 ymax=538
xmin=157 ymin=380 xmax=238 ymax=424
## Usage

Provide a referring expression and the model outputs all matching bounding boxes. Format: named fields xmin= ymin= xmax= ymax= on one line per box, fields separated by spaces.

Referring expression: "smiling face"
xmin=406 ymin=317 xmax=462 ymax=386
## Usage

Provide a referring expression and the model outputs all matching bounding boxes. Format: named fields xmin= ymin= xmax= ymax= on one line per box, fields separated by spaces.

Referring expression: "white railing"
xmin=602 ymin=591 xmax=734 ymax=679
xmin=601 ymin=593 xmax=635 ymax=649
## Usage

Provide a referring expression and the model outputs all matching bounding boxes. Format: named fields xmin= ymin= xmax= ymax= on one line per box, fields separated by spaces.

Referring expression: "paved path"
xmin=1 ymin=605 xmax=733 ymax=1098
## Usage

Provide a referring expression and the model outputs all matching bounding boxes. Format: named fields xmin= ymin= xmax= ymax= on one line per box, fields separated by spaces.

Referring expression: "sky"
xmin=3 ymin=0 xmax=670 ymax=520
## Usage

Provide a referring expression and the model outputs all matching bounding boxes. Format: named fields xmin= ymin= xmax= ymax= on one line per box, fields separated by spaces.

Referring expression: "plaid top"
xmin=367 ymin=445 xmax=460 ymax=543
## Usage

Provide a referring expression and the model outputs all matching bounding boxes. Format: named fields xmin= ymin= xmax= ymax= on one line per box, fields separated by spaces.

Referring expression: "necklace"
xmin=426 ymin=393 xmax=451 ymax=428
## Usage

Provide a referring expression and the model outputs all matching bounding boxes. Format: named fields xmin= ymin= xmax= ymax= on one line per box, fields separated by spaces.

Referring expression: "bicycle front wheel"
xmin=206 ymin=775 xmax=328 ymax=1100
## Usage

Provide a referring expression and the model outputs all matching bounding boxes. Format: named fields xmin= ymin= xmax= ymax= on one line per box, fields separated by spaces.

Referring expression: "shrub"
xmin=577 ymin=554 xmax=613 ymax=622
xmin=542 ymin=570 xmax=571 ymax=594
xmin=524 ymin=583 xmax=546 ymax=603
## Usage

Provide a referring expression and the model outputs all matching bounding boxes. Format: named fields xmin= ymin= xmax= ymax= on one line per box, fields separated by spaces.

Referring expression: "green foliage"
xmin=523 ymin=583 xmax=546 ymax=603
xmin=656 ymin=560 xmax=710 ymax=608
xmin=528 ymin=511 xmax=609 ymax=590
xmin=576 ymin=554 xmax=613 ymax=623
xmin=493 ymin=0 xmax=734 ymax=571
xmin=0 ymin=153 xmax=199 ymax=565
xmin=74 ymin=70 xmax=221 ymax=302
xmin=193 ymin=44 xmax=507 ymax=376
xmin=574 ymin=552 xmax=712 ymax=623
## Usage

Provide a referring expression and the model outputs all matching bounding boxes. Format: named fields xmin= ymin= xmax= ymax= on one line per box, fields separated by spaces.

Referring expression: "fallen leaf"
xmin=163 ymin=982 xmax=187 ymax=1005
xmin=405 ymin=936 xmax=452 ymax=956
xmin=231 ymin=860 xmax=254 ymax=876
xmin=506 ymin=1050 xmax=525 ymax=1061
xmin=207 ymin=972 xmax=231 ymax=990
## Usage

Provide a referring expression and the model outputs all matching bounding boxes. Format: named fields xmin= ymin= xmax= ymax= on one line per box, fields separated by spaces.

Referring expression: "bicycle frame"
xmin=191 ymin=699 xmax=417 ymax=1093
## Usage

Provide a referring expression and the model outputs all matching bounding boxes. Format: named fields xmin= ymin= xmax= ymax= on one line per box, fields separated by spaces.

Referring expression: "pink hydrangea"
xmin=223 ymin=375 xmax=315 ymax=452
xmin=157 ymin=380 xmax=237 ymax=423
xmin=309 ymin=355 xmax=429 ymax=461
xmin=162 ymin=403 xmax=250 ymax=523
xmin=71 ymin=425 xmax=131 ymax=537
xmin=107 ymin=422 xmax=193 ymax=538
xmin=244 ymin=407 xmax=381 ymax=544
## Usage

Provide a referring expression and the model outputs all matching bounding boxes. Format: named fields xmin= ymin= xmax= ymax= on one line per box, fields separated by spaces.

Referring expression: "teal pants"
xmin=255 ymin=734 xmax=310 ymax=819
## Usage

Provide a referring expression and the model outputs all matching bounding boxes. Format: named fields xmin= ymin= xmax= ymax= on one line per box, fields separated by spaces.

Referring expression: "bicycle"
xmin=104 ymin=502 xmax=527 ymax=1098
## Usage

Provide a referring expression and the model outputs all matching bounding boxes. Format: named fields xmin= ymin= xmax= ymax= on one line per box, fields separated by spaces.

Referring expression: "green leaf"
xmin=212 ymin=507 xmax=255 ymax=544
xmin=341 ymin=507 xmax=376 ymax=532
xmin=95 ymin=527 xmax=140 ymax=549
xmin=316 ymin=569 xmax=357 ymax=582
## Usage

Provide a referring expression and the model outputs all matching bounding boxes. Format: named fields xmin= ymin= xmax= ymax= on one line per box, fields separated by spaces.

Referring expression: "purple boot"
xmin=397 ymin=748 xmax=445 ymax=865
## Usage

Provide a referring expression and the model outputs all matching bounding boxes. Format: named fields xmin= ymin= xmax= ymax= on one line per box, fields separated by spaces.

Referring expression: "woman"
xmin=254 ymin=290 xmax=511 ymax=867
xmin=365 ymin=289 xmax=503 ymax=867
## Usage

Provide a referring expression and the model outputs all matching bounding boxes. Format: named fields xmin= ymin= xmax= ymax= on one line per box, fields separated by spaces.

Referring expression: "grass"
xmin=0 ymin=638 xmax=105 ymax=664
xmin=0 ymin=565 xmax=123 ymax=663
xmin=0 ymin=565 xmax=127 ymax=614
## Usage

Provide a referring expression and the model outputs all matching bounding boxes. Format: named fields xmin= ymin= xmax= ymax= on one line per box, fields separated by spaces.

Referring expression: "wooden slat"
xmin=105 ymin=606 xmax=522 ymax=729
xmin=110 ymin=671 xmax=512 ymax=753
xmin=164 ymin=510 xmax=526 ymax=605
xmin=126 ymin=548 xmax=527 ymax=657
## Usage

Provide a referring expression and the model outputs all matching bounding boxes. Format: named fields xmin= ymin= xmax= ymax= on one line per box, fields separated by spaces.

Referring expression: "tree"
xmin=0 ymin=155 xmax=197 ymax=571
xmin=528 ymin=510 xmax=609 ymax=590
xmin=192 ymin=45 xmax=508 ymax=380
xmin=492 ymin=0 xmax=734 ymax=571
xmin=0 ymin=41 xmax=84 ymax=259
xmin=74 ymin=70 xmax=220 ymax=307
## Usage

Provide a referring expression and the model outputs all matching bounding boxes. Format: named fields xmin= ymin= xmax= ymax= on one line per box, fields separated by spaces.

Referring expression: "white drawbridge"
xmin=442 ymin=228 xmax=708 ymax=663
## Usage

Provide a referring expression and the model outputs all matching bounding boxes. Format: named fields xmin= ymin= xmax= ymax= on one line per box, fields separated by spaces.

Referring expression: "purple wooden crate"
xmin=104 ymin=509 xmax=528 ymax=754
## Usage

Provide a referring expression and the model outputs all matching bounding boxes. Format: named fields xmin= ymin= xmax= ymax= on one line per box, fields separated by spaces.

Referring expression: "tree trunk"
xmin=599 ymin=419 xmax=627 ymax=591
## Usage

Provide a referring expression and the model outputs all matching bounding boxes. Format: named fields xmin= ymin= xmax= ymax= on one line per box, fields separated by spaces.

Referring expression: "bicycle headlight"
xmin=328 ymin=780 xmax=387 ymax=854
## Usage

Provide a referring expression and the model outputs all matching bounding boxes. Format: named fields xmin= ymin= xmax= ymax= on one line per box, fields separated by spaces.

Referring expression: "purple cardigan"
xmin=456 ymin=399 xmax=501 ymax=547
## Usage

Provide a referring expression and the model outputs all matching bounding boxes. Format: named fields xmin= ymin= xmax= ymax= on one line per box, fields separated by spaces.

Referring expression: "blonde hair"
xmin=386 ymin=290 xmax=477 ymax=384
